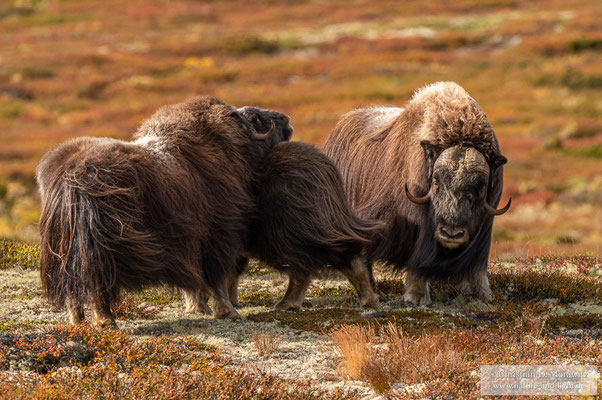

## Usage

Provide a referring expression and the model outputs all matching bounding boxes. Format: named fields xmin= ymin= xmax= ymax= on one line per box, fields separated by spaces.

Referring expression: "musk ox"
xmin=37 ymin=96 xmax=293 ymax=327
xmin=323 ymin=82 xmax=510 ymax=306
xmin=184 ymin=141 xmax=382 ymax=312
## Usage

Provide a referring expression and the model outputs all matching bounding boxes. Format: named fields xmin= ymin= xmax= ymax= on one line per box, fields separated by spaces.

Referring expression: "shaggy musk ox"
xmin=243 ymin=142 xmax=382 ymax=310
xmin=183 ymin=142 xmax=382 ymax=312
xmin=37 ymin=96 xmax=293 ymax=327
xmin=323 ymin=82 xmax=510 ymax=305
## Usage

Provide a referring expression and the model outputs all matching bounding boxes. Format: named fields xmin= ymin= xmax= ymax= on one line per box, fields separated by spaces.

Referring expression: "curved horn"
xmin=252 ymin=121 xmax=276 ymax=140
xmin=405 ymin=184 xmax=430 ymax=204
xmin=485 ymin=197 xmax=511 ymax=216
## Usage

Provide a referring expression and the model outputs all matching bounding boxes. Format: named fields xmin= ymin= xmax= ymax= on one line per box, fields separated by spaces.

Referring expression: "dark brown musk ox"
xmin=323 ymin=82 xmax=511 ymax=306
xmin=36 ymin=96 xmax=293 ymax=328
xmin=183 ymin=141 xmax=382 ymax=313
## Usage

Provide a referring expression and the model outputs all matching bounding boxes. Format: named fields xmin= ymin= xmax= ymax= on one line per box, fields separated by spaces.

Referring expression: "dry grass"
xmin=252 ymin=330 xmax=284 ymax=357
xmin=329 ymin=325 xmax=374 ymax=381
xmin=329 ymin=323 xmax=467 ymax=393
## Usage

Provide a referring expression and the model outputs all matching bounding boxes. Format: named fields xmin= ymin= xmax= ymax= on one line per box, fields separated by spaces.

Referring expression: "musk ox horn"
xmin=405 ymin=183 xmax=430 ymax=204
xmin=485 ymin=197 xmax=511 ymax=216
xmin=252 ymin=121 xmax=276 ymax=140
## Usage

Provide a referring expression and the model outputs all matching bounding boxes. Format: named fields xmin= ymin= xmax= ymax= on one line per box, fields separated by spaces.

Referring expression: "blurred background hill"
xmin=0 ymin=0 xmax=600 ymax=258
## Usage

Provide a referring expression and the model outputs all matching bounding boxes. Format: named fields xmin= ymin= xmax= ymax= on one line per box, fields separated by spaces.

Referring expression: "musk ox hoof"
xmin=403 ymin=292 xmax=432 ymax=307
xmin=476 ymin=288 xmax=493 ymax=302
xmin=214 ymin=309 xmax=241 ymax=320
xmin=93 ymin=318 xmax=118 ymax=330
xmin=185 ymin=302 xmax=213 ymax=315
xmin=231 ymin=300 xmax=244 ymax=308
xmin=359 ymin=295 xmax=379 ymax=309
xmin=274 ymin=301 xmax=302 ymax=312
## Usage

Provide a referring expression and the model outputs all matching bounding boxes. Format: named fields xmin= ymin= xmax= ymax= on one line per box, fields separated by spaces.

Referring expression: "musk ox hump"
xmin=411 ymin=81 xmax=501 ymax=160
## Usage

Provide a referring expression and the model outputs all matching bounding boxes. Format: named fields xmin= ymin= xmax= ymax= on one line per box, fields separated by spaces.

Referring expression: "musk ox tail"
xmin=38 ymin=140 xmax=201 ymax=307
xmin=250 ymin=142 xmax=384 ymax=270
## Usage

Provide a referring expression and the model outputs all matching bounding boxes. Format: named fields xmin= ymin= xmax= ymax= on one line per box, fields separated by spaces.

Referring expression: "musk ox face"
xmin=406 ymin=144 xmax=511 ymax=250
xmin=236 ymin=106 xmax=294 ymax=146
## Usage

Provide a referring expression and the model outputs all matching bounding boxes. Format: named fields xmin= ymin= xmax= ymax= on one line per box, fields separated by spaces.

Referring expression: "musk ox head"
xmin=406 ymin=144 xmax=510 ymax=250
xmin=236 ymin=106 xmax=293 ymax=146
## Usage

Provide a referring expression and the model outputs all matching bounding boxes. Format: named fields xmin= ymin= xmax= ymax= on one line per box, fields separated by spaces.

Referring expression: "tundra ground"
xmin=0 ymin=240 xmax=600 ymax=398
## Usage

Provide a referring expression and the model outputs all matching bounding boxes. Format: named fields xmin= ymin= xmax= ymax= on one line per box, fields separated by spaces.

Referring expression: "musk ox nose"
xmin=436 ymin=225 xmax=468 ymax=249
xmin=441 ymin=227 xmax=464 ymax=240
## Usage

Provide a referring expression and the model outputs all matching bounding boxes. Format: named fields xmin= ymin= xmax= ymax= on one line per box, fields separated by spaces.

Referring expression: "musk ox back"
xmin=323 ymin=82 xmax=510 ymax=306
xmin=37 ymin=96 xmax=293 ymax=327
xmin=243 ymin=142 xmax=382 ymax=310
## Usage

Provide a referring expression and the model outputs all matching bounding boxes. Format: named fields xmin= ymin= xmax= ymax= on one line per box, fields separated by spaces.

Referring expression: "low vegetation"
xmin=0 ymin=238 xmax=600 ymax=397
xmin=0 ymin=326 xmax=352 ymax=400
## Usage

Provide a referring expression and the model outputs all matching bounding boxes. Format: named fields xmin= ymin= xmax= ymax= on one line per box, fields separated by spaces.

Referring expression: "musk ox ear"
xmin=490 ymin=154 xmax=507 ymax=170
xmin=420 ymin=140 xmax=437 ymax=181
xmin=487 ymin=154 xmax=507 ymax=190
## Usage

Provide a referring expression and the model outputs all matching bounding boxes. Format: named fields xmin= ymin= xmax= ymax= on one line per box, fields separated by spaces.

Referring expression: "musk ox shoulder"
xmin=37 ymin=96 xmax=292 ymax=327
xmin=323 ymin=81 xmax=510 ymax=306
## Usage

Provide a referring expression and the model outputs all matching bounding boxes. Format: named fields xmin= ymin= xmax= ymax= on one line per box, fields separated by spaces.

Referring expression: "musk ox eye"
xmin=432 ymin=179 xmax=439 ymax=190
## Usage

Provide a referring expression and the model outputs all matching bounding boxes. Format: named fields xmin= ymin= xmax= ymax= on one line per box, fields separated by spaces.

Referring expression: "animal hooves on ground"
xmin=185 ymin=304 xmax=213 ymax=315
xmin=93 ymin=320 xmax=118 ymax=330
xmin=214 ymin=309 xmax=241 ymax=320
xmin=274 ymin=302 xmax=301 ymax=312
xmin=403 ymin=293 xmax=431 ymax=307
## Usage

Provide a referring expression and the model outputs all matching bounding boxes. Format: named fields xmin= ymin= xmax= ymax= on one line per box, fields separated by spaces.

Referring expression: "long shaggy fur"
xmin=246 ymin=142 xmax=382 ymax=273
xmin=323 ymin=82 xmax=505 ymax=281
xmin=37 ymin=97 xmax=291 ymax=313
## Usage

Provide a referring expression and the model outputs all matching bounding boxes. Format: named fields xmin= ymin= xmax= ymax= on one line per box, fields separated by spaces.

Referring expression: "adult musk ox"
xmin=37 ymin=96 xmax=293 ymax=327
xmin=183 ymin=142 xmax=382 ymax=313
xmin=323 ymin=82 xmax=510 ymax=306
xmin=244 ymin=142 xmax=382 ymax=310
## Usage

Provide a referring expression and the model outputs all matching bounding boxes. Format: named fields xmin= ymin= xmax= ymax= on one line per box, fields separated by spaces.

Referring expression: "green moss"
xmin=569 ymin=38 xmax=602 ymax=52
xmin=490 ymin=268 xmax=601 ymax=303
xmin=138 ymin=287 xmax=180 ymax=305
xmin=0 ymin=97 xmax=27 ymax=119
xmin=0 ymin=239 xmax=40 ymax=270
xmin=546 ymin=314 xmax=602 ymax=331
xmin=245 ymin=260 xmax=273 ymax=276
xmin=184 ymin=338 xmax=217 ymax=353
xmin=307 ymin=286 xmax=354 ymax=298
xmin=0 ymin=319 xmax=57 ymax=332
xmin=238 ymin=290 xmax=279 ymax=307
xmin=564 ymin=145 xmax=602 ymax=159
xmin=21 ymin=67 xmax=55 ymax=79
xmin=219 ymin=35 xmax=280 ymax=55
xmin=248 ymin=308 xmax=460 ymax=336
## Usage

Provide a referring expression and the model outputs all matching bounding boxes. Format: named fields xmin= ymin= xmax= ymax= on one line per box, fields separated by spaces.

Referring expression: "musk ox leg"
xmin=274 ymin=270 xmax=311 ymax=311
xmin=182 ymin=289 xmax=213 ymax=315
xmin=228 ymin=257 xmax=248 ymax=308
xmin=403 ymin=270 xmax=432 ymax=306
xmin=469 ymin=268 xmax=493 ymax=301
xmin=455 ymin=279 xmax=473 ymax=296
xmin=91 ymin=295 xmax=117 ymax=329
xmin=227 ymin=274 xmax=242 ymax=308
xmin=341 ymin=256 xmax=379 ymax=308
xmin=211 ymin=281 xmax=241 ymax=320
xmin=66 ymin=295 xmax=85 ymax=325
